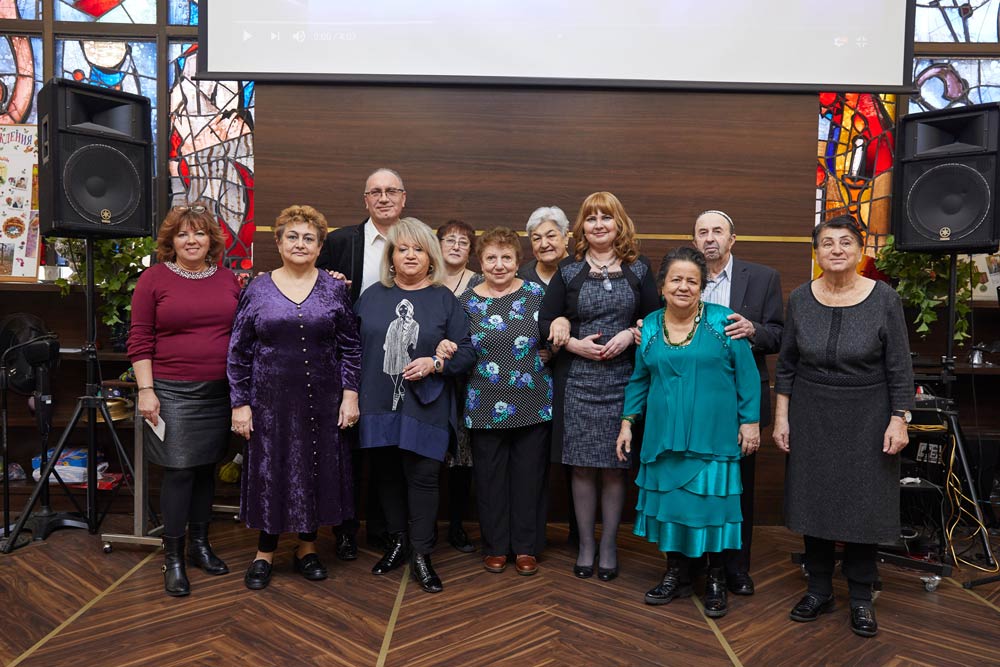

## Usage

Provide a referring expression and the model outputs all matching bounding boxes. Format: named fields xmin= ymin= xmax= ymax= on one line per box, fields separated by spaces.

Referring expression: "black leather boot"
xmin=644 ymin=566 xmax=693 ymax=605
xmin=411 ymin=552 xmax=443 ymax=593
xmin=187 ymin=522 xmax=229 ymax=575
xmin=703 ymin=567 xmax=729 ymax=618
xmin=372 ymin=532 xmax=409 ymax=575
xmin=162 ymin=535 xmax=190 ymax=597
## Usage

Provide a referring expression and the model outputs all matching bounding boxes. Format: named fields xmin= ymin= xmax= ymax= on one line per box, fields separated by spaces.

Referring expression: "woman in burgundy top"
xmin=128 ymin=203 xmax=241 ymax=597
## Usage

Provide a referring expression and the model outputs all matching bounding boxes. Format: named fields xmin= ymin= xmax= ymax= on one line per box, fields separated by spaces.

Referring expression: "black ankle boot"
xmin=162 ymin=535 xmax=190 ymax=597
xmin=644 ymin=566 xmax=692 ymax=605
xmin=187 ymin=522 xmax=229 ymax=575
xmin=411 ymin=552 xmax=443 ymax=593
xmin=372 ymin=532 xmax=409 ymax=575
xmin=703 ymin=567 xmax=729 ymax=618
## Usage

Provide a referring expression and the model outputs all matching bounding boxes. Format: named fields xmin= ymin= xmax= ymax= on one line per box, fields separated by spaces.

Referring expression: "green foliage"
xmin=52 ymin=237 xmax=156 ymax=327
xmin=875 ymin=235 xmax=974 ymax=343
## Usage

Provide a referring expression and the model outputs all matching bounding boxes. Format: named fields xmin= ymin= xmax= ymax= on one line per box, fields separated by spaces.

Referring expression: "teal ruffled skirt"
xmin=633 ymin=452 xmax=742 ymax=557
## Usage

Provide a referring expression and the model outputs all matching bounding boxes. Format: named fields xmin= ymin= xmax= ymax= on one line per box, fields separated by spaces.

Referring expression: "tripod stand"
xmin=1 ymin=238 xmax=137 ymax=553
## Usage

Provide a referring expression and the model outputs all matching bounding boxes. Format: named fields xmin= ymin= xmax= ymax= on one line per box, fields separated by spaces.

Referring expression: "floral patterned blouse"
xmin=459 ymin=280 xmax=554 ymax=430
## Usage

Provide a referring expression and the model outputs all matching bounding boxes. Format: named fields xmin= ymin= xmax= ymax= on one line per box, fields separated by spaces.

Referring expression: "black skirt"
xmin=146 ymin=379 xmax=230 ymax=469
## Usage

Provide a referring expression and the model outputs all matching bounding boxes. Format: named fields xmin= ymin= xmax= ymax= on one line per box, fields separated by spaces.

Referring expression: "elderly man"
xmin=676 ymin=209 xmax=783 ymax=596
xmin=317 ymin=167 xmax=407 ymax=559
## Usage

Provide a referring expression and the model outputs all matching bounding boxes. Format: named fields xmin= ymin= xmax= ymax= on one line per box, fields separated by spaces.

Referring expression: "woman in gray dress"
xmin=773 ymin=216 xmax=913 ymax=639
xmin=539 ymin=192 xmax=659 ymax=580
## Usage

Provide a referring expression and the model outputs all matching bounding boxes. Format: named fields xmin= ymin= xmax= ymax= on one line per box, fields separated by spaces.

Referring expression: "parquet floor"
xmin=1 ymin=517 xmax=999 ymax=666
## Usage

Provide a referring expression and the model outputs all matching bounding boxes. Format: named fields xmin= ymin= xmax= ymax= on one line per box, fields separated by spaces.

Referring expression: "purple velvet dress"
xmin=228 ymin=271 xmax=362 ymax=534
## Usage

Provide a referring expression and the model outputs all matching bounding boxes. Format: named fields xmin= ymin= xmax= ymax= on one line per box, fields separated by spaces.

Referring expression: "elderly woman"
xmin=617 ymin=247 xmax=760 ymax=618
xmin=454 ymin=227 xmax=553 ymax=575
xmin=518 ymin=206 xmax=571 ymax=286
xmin=773 ymin=216 xmax=913 ymax=638
xmin=228 ymin=205 xmax=361 ymax=590
xmin=539 ymin=192 xmax=660 ymax=580
xmin=129 ymin=203 xmax=241 ymax=596
xmin=436 ymin=219 xmax=482 ymax=553
xmin=355 ymin=217 xmax=476 ymax=593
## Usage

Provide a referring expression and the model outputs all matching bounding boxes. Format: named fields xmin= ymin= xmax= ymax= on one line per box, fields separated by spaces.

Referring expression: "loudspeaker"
xmin=893 ymin=103 xmax=1000 ymax=254
xmin=38 ymin=78 xmax=152 ymax=239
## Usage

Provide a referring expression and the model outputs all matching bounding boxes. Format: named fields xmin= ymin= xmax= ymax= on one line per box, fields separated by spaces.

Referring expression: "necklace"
xmin=166 ymin=261 xmax=217 ymax=280
xmin=662 ymin=302 xmax=703 ymax=347
xmin=447 ymin=268 xmax=468 ymax=294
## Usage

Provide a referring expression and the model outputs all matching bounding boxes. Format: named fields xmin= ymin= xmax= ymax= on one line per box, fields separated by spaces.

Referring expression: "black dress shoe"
xmin=293 ymin=552 xmax=329 ymax=581
xmin=789 ymin=593 xmax=835 ymax=622
xmin=850 ymin=604 xmax=878 ymax=637
xmin=335 ymin=533 xmax=358 ymax=561
xmin=448 ymin=525 xmax=476 ymax=553
xmin=644 ymin=566 xmax=693 ymax=605
xmin=727 ymin=571 xmax=754 ymax=596
xmin=703 ymin=568 xmax=729 ymax=618
xmin=597 ymin=567 xmax=619 ymax=582
xmin=573 ymin=562 xmax=594 ymax=578
xmin=244 ymin=559 xmax=273 ymax=590
xmin=372 ymin=532 xmax=409 ymax=575
xmin=411 ymin=553 xmax=443 ymax=593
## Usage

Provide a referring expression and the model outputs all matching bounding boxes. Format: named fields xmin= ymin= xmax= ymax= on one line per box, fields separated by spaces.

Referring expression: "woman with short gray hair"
xmin=518 ymin=206 xmax=571 ymax=286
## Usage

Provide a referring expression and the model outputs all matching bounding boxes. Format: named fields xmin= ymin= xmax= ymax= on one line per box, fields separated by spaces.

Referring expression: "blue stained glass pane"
xmin=168 ymin=0 xmax=198 ymax=26
xmin=55 ymin=0 xmax=155 ymax=24
xmin=914 ymin=0 xmax=1000 ymax=43
xmin=911 ymin=58 xmax=1000 ymax=112
xmin=0 ymin=35 xmax=43 ymax=124
xmin=56 ymin=39 xmax=158 ymax=164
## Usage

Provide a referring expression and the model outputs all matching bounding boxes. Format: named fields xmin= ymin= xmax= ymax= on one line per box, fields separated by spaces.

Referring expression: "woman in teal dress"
xmin=617 ymin=247 xmax=760 ymax=618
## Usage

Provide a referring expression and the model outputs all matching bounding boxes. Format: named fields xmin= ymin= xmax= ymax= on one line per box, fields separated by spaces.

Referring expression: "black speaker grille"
xmin=905 ymin=162 xmax=990 ymax=243
xmin=62 ymin=143 xmax=141 ymax=226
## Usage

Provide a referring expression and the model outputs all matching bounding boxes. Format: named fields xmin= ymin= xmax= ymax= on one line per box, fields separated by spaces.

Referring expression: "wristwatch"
xmin=432 ymin=355 xmax=443 ymax=373
xmin=891 ymin=409 xmax=912 ymax=423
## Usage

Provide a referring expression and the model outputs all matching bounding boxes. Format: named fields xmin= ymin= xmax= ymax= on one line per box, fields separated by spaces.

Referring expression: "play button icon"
xmin=243 ymin=30 xmax=252 ymax=41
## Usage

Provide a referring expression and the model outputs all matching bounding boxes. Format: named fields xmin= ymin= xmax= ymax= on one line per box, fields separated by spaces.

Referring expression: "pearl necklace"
xmin=166 ymin=262 xmax=218 ymax=280
xmin=663 ymin=302 xmax=703 ymax=347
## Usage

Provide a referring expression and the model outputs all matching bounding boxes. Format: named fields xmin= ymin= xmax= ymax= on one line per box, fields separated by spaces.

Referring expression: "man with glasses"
xmin=661 ymin=209 xmax=783 ymax=598
xmin=317 ymin=167 xmax=407 ymax=560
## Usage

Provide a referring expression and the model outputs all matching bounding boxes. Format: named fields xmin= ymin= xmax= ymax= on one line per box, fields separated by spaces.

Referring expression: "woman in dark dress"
xmin=355 ymin=217 xmax=476 ymax=593
xmin=539 ymin=192 xmax=660 ymax=581
xmin=228 ymin=205 xmax=361 ymax=590
xmin=773 ymin=216 xmax=913 ymax=638
xmin=129 ymin=203 xmax=241 ymax=596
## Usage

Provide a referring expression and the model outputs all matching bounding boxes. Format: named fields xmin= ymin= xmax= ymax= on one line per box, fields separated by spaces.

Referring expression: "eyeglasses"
xmin=173 ymin=204 xmax=207 ymax=214
xmin=600 ymin=265 xmax=613 ymax=292
xmin=364 ymin=188 xmax=405 ymax=199
xmin=442 ymin=237 xmax=471 ymax=249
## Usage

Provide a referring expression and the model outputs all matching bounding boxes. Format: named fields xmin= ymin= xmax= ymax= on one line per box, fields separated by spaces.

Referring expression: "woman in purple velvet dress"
xmin=228 ymin=205 xmax=362 ymax=591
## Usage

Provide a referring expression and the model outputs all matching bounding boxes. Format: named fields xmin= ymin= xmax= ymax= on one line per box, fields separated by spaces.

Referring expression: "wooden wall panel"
xmin=254 ymin=84 xmax=821 ymax=524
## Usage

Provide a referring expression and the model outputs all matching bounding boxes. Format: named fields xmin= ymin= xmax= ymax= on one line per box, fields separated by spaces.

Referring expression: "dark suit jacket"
xmin=316 ymin=218 xmax=369 ymax=303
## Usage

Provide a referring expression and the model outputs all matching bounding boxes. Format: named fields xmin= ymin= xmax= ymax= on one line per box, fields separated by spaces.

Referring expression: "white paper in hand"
xmin=145 ymin=416 xmax=166 ymax=441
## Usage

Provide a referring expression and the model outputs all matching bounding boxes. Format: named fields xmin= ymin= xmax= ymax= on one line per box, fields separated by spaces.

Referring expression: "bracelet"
xmin=621 ymin=415 xmax=637 ymax=425
xmin=138 ymin=386 xmax=154 ymax=392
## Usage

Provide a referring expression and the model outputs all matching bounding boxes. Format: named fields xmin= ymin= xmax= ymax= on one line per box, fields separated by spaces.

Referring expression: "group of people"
xmin=128 ymin=168 xmax=914 ymax=639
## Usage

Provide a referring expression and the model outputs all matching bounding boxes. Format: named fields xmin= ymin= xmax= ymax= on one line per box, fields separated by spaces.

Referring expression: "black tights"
xmin=160 ymin=464 xmax=216 ymax=538
xmin=571 ymin=466 xmax=627 ymax=570
xmin=258 ymin=531 xmax=318 ymax=553
xmin=803 ymin=535 xmax=878 ymax=604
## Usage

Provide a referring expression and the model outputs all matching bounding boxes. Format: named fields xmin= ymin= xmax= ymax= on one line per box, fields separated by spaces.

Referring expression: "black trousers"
xmin=803 ymin=535 xmax=878 ymax=603
xmin=371 ymin=446 xmax=441 ymax=555
xmin=471 ymin=423 xmax=550 ymax=557
xmin=724 ymin=451 xmax=756 ymax=576
xmin=334 ymin=448 xmax=387 ymax=541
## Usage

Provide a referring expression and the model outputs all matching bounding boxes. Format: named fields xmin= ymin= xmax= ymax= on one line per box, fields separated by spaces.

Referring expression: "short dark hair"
xmin=812 ymin=215 xmax=863 ymax=249
xmin=436 ymin=219 xmax=477 ymax=254
xmin=476 ymin=226 xmax=521 ymax=264
xmin=657 ymin=246 xmax=709 ymax=291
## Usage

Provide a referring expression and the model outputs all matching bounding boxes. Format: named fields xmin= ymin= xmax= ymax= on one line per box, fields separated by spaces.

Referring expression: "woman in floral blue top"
xmin=457 ymin=227 xmax=553 ymax=576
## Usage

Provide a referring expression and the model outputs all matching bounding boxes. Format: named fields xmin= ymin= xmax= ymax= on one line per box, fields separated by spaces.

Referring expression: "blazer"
xmin=316 ymin=218 xmax=369 ymax=303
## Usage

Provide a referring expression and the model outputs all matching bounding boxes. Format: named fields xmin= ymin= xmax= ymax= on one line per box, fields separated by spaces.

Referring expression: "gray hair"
xmin=380 ymin=217 xmax=446 ymax=288
xmin=526 ymin=206 xmax=570 ymax=235
xmin=365 ymin=167 xmax=405 ymax=191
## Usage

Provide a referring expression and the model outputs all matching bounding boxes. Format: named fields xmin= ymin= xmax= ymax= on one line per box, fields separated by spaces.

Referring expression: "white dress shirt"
xmin=360 ymin=218 xmax=388 ymax=295
xmin=703 ymin=254 xmax=733 ymax=307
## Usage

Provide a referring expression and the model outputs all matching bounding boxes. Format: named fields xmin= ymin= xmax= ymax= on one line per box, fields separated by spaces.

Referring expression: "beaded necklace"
xmin=165 ymin=261 xmax=217 ymax=280
xmin=662 ymin=302 xmax=703 ymax=347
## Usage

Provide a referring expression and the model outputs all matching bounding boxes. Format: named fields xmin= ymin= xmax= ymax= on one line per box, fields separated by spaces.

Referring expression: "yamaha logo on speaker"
xmin=100 ymin=208 xmax=112 ymax=223
xmin=939 ymin=227 xmax=952 ymax=239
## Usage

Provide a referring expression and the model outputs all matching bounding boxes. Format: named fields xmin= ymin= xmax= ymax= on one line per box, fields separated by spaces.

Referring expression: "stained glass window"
xmin=816 ymin=93 xmax=896 ymax=272
xmin=0 ymin=34 xmax=42 ymax=124
xmin=3 ymin=1 xmax=40 ymax=20
xmin=168 ymin=0 xmax=198 ymax=26
xmin=167 ymin=42 xmax=255 ymax=271
xmin=914 ymin=1 xmax=1000 ymax=43
xmin=55 ymin=0 xmax=155 ymax=24
xmin=911 ymin=58 xmax=1000 ymax=112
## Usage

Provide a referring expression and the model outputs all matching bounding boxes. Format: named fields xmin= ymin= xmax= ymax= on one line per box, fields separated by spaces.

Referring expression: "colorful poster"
xmin=972 ymin=253 xmax=1000 ymax=303
xmin=0 ymin=125 xmax=39 ymax=281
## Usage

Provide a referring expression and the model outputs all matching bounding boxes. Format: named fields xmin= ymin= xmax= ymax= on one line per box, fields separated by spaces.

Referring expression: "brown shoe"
xmin=515 ymin=555 xmax=538 ymax=576
xmin=484 ymin=555 xmax=507 ymax=573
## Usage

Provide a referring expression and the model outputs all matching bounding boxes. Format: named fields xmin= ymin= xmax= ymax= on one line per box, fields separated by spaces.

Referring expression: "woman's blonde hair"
xmin=380 ymin=217 xmax=446 ymax=288
xmin=572 ymin=191 xmax=639 ymax=264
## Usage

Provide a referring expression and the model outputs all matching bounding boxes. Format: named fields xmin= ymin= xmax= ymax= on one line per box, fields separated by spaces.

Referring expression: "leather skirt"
xmin=145 ymin=379 xmax=230 ymax=469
